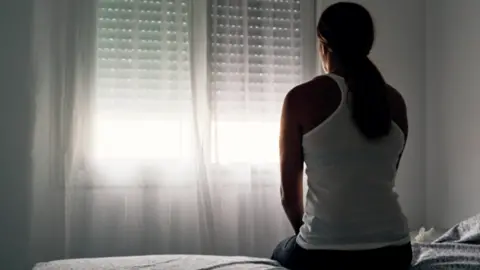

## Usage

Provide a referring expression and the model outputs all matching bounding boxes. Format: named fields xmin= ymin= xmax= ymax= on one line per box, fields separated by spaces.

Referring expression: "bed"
xmin=410 ymin=213 xmax=480 ymax=269
xmin=33 ymin=255 xmax=286 ymax=270
xmin=33 ymin=214 xmax=480 ymax=270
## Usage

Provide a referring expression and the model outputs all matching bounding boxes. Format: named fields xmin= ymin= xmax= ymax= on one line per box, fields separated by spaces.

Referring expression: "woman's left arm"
xmin=279 ymin=90 xmax=305 ymax=235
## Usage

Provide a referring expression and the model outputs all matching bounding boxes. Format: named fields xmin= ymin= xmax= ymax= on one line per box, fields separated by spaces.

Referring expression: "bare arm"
xmin=388 ymin=85 xmax=409 ymax=169
xmin=279 ymin=90 xmax=304 ymax=235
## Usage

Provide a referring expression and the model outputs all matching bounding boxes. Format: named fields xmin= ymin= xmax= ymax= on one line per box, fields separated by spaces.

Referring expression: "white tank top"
xmin=296 ymin=73 xmax=410 ymax=250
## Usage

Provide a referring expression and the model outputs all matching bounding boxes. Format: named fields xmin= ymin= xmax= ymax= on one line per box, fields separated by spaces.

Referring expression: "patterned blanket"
xmin=411 ymin=213 xmax=480 ymax=269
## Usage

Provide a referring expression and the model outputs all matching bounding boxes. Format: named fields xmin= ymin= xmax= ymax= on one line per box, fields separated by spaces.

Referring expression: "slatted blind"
xmin=94 ymin=0 xmax=193 ymax=161
xmin=210 ymin=0 xmax=303 ymax=120
xmin=96 ymin=0 xmax=191 ymax=115
xmin=97 ymin=0 xmax=304 ymax=117
xmin=95 ymin=0 xmax=307 ymax=163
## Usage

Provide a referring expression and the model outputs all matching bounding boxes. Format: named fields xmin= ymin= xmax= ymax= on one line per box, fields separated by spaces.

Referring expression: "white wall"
xmin=0 ymin=1 xmax=34 ymax=269
xmin=321 ymin=0 xmax=427 ymax=229
xmin=426 ymin=0 xmax=480 ymax=228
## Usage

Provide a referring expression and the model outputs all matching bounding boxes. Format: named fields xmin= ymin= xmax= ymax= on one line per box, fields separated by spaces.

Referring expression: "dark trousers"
xmin=271 ymin=235 xmax=412 ymax=270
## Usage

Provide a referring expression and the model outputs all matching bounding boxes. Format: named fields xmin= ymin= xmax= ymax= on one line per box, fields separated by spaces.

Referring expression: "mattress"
xmin=411 ymin=213 xmax=480 ymax=269
xmin=34 ymin=214 xmax=480 ymax=269
xmin=33 ymin=255 xmax=286 ymax=270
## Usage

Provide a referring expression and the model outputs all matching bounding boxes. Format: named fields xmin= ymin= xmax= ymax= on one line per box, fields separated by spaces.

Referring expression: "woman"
xmin=271 ymin=2 xmax=412 ymax=270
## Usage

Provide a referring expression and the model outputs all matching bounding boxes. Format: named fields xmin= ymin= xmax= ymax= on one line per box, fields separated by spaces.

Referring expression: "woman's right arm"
xmin=388 ymin=85 xmax=408 ymax=169
xmin=279 ymin=89 xmax=305 ymax=235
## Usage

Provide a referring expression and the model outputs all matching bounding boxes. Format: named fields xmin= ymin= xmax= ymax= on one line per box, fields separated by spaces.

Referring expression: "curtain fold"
xmin=30 ymin=0 xmax=98 ymax=264
xmin=30 ymin=0 xmax=316 ymax=265
xmin=189 ymin=0 xmax=217 ymax=253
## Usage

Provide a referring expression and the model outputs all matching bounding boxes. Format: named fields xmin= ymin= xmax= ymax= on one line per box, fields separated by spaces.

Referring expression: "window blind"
xmin=94 ymin=0 xmax=312 ymax=163
xmin=96 ymin=0 xmax=191 ymax=115
xmin=210 ymin=0 xmax=303 ymax=121
xmin=94 ymin=0 xmax=193 ymax=161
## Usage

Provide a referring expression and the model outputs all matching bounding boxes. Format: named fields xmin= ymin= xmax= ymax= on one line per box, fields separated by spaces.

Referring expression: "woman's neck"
xmin=328 ymin=68 xmax=346 ymax=77
xmin=325 ymin=57 xmax=346 ymax=77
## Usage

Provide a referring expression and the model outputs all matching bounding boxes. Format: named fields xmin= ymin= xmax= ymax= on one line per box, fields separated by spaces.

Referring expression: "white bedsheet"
xmin=33 ymin=255 xmax=286 ymax=270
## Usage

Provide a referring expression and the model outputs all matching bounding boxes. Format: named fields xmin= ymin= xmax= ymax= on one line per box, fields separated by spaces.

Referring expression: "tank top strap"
xmin=325 ymin=73 xmax=348 ymax=105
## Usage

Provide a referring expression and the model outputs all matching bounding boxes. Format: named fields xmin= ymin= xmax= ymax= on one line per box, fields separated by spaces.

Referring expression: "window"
xmin=94 ymin=0 xmax=193 ymax=162
xmin=210 ymin=0 xmax=303 ymax=164
xmin=93 ymin=0 xmax=316 ymax=173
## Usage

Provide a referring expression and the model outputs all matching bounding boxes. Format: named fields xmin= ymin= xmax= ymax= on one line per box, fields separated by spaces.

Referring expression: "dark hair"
xmin=317 ymin=2 xmax=391 ymax=140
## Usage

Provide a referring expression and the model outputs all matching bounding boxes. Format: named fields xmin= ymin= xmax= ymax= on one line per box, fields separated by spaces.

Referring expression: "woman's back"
xmin=272 ymin=2 xmax=412 ymax=269
xmin=295 ymin=73 xmax=410 ymax=250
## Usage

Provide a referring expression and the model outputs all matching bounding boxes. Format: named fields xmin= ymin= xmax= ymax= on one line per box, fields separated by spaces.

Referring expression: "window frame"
xmin=82 ymin=0 xmax=321 ymax=187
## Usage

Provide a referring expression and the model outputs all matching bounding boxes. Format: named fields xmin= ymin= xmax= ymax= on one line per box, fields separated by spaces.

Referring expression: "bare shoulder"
xmin=386 ymin=84 xmax=408 ymax=137
xmin=386 ymin=84 xmax=407 ymax=115
xmin=386 ymin=84 xmax=406 ymax=105
xmin=284 ymin=75 xmax=338 ymax=104
xmin=283 ymin=75 xmax=341 ymax=133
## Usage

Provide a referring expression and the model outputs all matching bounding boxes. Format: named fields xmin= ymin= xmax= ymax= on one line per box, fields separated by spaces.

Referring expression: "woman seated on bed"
xmin=271 ymin=2 xmax=412 ymax=270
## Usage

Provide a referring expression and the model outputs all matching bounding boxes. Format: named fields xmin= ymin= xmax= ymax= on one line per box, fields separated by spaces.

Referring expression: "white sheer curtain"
xmin=29 ymin=0 xmax=318 ymax=264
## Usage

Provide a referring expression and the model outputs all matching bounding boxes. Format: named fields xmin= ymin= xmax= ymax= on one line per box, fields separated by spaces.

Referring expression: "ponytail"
xmin=317 ymin=2 xmax=390 ymax=140
xmin=343 ymin=56 xmax=391 ymax=140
